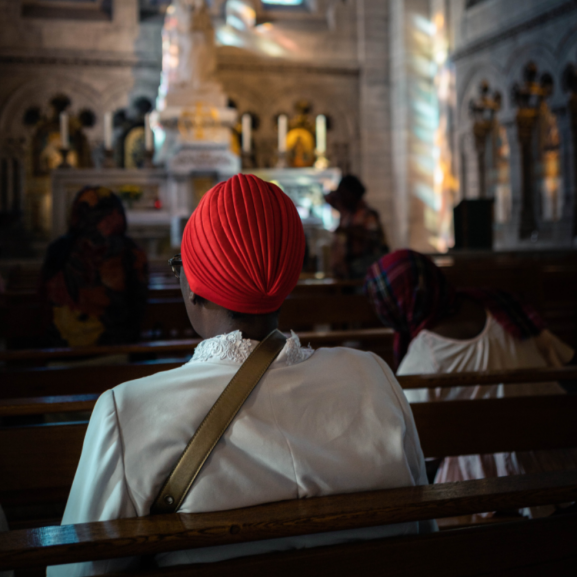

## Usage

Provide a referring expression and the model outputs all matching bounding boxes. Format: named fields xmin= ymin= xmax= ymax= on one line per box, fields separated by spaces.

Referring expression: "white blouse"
xmin=397 ymin=313 xmax=576 ymax=520
xmin=48 ymin=331 xmax=433 ymax=576
xmin=398 ymin=314 xmax=574 ymax=403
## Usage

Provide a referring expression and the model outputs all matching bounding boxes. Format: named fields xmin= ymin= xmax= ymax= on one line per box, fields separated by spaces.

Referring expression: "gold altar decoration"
xmin=178 ymin=103 xmax=220 ymax=140
xmin=285 ymin=100 xmax=317 ymax=168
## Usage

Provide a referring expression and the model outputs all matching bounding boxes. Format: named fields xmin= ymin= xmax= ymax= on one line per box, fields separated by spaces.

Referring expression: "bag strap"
xmin=150 ymin=329 xmax=287 ymax=515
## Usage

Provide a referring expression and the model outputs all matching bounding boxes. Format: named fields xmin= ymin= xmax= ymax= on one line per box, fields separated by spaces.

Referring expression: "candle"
xmin=278 ymin=114 xmax=287 ymax=153
xmin=103 ymin=112 xmax=113 ymax=150
xmin=316 ymin=114 xmax=326 ymax=154
xmin=242 ymin=113 xmax=251 ymax=153
xmin=59 ymin=112 xmax=69 ymax=149
xmin=144 ymin=113 xmax=154 ymax=152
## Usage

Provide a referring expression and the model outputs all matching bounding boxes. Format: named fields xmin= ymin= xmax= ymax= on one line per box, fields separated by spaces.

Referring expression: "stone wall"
xmin=0 ymin=0 xmax=402 ymax=252
xmin=450 ymin=0 xmax=577 ymax=249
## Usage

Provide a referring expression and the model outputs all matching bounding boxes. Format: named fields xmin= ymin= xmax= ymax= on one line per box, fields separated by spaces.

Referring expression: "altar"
xmin=50 ymin=0 xmax=341 ymax=262
xmin=51 ymin=166 xmax=341 ymax=260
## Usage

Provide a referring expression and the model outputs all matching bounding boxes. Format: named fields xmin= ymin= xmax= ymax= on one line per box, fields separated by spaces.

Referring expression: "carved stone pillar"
xmin=469 ymin=81 xmax=501 ymax=199
xmin=515 ymin=109 xmax=538 ymax=238
xmin=512 ymin=62 xmax=553 ymax=240
xmin=562 ymin=64 xmax=577 ymax=237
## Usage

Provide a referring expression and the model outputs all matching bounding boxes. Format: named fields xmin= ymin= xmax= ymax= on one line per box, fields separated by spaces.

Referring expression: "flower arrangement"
xmin=117 ymin=184 xmax=143 ymax=208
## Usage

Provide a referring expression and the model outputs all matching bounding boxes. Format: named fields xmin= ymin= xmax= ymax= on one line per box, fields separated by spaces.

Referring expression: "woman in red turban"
xmin=51 ymin=174 xmax=432 ymax=577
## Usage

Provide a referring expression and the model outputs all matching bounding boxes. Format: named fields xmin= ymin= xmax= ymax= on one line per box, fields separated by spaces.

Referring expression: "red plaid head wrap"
xmin=364 ymin=249 xmax=545 ymax=368
xmin=364 ymin=250 xmax=455 ymax=366
xmin=181 ymin=174 xmax=305 ymax=314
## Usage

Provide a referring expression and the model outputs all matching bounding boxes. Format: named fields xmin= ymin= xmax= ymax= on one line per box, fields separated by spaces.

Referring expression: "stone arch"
xmin=100 ymin=79 xmax=137 ymax=115
xmin=505 ymin=41 xmax=563 ymax=108
xmin=0 ymin=73 xmax=103 ymax=141
xmin=457 ymin=62 xmax=510 ymax=127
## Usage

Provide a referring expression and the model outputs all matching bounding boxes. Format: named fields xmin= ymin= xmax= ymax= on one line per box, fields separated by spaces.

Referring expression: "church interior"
xmin=1 ymin=1 xmax=577 ymax=575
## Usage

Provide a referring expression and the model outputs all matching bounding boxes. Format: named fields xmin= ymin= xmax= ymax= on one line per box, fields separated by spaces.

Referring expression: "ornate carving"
xmin=469 ymin=80 xmax=502 ymax=199
xmin=563 ymin=63 xmax=577 ymax=236
xmin=512 ymin=62 xmax=554 ymax=239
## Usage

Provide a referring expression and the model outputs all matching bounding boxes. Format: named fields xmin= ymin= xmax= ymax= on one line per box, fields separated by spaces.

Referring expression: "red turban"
xmin=181 ymin=174 xmax=305 ymax=314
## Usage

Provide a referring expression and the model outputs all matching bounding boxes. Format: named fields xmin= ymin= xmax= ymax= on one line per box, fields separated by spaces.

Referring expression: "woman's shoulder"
xmin=397 ymin=333 xmax=439 ymax=375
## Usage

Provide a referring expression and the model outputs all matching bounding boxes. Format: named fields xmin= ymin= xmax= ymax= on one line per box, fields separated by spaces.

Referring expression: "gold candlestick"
xmin=103 ymin=149 xmax=115 ymax=169
xmin=58 ymin=148 xmax=71 ymax=169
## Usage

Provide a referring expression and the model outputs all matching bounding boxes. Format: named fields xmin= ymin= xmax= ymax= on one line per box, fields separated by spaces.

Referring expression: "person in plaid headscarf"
xmin=364 ymin=249 xmax=577 ymax=521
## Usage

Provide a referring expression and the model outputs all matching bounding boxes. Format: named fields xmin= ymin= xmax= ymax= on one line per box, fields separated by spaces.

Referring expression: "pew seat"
xmin=0 ymin=472 xmax=576 ymax=575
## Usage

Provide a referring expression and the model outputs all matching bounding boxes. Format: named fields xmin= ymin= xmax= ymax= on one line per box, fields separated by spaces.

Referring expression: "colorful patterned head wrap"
xmin=41 ymin=186 xmax=148 ymax=347
xmin=181 ymin=174 xmax=306 ymax=314
xmin=69 ymin=186 xmax=127 ymax=237
xmin=364 ymin=249 xmax=545 ymax=367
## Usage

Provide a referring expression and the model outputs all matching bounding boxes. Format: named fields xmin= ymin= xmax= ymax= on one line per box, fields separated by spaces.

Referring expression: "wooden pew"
xmin=4 ymin=251 xmax=577 ymax=348
xmin=2 ymin=364 xmax=576 ymax=405
xmin=141 ymin=293 xmax=381 ymax=340
xmin=0 ymin=278 xmax=371 ymax=347
xmin=2 ymin=392 xmax=576 ymax=528
xmin=0 ymin=327 xmax=393 ymax=365
xmin=0 ymin=472 xmax=576 ymax=575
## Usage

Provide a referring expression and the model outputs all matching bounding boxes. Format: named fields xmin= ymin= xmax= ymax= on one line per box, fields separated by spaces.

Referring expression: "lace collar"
xmin=192 ymin=330 xmax=314 ymax=366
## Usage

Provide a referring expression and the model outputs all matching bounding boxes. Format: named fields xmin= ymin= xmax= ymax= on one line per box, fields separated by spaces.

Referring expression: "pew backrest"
xmin=0 ymin=471 xmax=576 ymax=573
xmin=2 ymin=394 xmax=576 ymax=505
xmin=2 ymin=363 xmax=576 ymax=404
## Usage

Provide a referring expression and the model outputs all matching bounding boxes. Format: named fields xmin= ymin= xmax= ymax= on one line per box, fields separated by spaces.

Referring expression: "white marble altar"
xmin=51 ymin=168 xmax=175 ymax=257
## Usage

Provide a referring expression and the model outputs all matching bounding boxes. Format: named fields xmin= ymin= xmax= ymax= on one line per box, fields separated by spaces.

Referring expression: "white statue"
xmin=160 ymin=0 xmax=223 ymax=109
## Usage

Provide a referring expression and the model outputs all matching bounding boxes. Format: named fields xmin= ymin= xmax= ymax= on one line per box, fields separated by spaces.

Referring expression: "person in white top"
xmin=48 ymin=176 xmax=433 ymax=576
xmin=364 ymin=249 xmax=577 ymax=521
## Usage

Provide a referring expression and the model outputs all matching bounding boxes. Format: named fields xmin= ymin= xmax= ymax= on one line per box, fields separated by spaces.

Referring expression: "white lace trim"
xmin=192 ymin=330 xmax=314 ymax=366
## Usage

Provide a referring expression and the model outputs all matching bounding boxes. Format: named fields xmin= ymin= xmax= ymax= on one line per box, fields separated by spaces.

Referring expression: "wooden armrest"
xmin=398 ymin=366 xmax=577 ymax=389
xmin=1 ymin=471 xmax=576 ymax=570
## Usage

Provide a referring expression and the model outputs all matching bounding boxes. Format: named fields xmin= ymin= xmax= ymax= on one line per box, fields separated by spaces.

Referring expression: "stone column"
xmin=516 ymin=109 xmax=538 ymax=239
xmin=357 ymin=0 xmax=395 ymax=245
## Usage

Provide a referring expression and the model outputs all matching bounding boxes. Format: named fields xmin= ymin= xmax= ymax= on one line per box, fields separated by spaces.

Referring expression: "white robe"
xmin=48 ymin=331 xmax=433 ymax=576
xmin=397 ymin=313 xmax=577 ymax=520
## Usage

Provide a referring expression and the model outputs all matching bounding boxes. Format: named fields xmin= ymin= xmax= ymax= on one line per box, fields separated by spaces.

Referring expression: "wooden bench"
xmin=0 ymin=327 xmax=394 ymax=366
xmin=2 ymin=364 xmax=576 ymax=405
xmin=0 ymin=472 xmax=576 ymax=575
xmin=2 ymin=392 xmax=576 ymax=529
xmin=141 ymin=293 xmax=381 ymax=340
xmin=4 ymin=251 xmax=577 ymax=347
xmin=0 ymin=278 xmax=372 ymax=347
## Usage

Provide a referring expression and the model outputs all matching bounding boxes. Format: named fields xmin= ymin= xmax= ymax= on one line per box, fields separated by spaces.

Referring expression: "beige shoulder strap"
xmin=150 ymin=329 xmax=287 ymax=515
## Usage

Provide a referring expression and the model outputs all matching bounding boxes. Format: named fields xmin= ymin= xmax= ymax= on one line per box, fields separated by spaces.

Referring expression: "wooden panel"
xmin=0 ymin=328 xmax=393 ymax=363
xmin=399 ymin=366 xmax=577 ymax=389
xmin=0 ymin=361 xmax=182 ymax=399
xmin=2 ymin=396 xmax=576 ymax=499
xmin=280 ymin=295 xmax=379 ymax=328
xmin=0 ymin=394 xmax=99 ymax=416
xmin=2 ymin=363 xmax=575 ymax=406
xmin=0 ymin=422 xmax=87 ymax=493
xmin=0 ymin=472 xmax=576 ymax=571
xmin=414 ymin=395 xmax=577 ymax=457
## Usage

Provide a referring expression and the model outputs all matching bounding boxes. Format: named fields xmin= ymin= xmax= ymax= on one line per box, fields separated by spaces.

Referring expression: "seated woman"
xmin=364 ymin=249 xmax=577 ymax=520
xmin=48 ymin=175 xmax=433 ymax=576
xmin=40 ymin=186 xmax=148 ymax=348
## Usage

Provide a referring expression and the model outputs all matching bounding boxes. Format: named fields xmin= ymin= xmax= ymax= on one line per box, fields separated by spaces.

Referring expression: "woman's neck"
xmin=428 ymin=296 xmax=487 ymax=340
xmin=205 ymin=314 xmax=279 ymax=342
